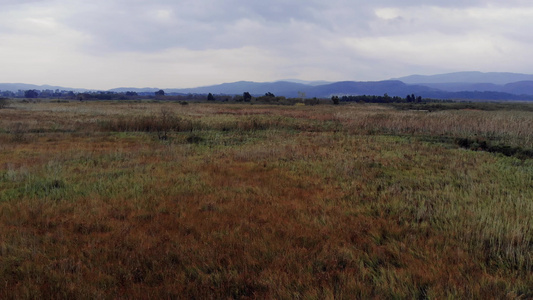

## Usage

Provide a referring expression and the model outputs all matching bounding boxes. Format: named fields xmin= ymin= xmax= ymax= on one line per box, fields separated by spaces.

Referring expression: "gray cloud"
xmin=1 ymin=0 xmax=533 ymax=88
xmin=57 ymin=1 xmax=332 ymax=52
xmin=7 ymin=0 xmax=528 ymax=52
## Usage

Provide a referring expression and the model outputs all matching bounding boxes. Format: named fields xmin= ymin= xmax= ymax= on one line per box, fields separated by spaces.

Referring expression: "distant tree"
xmin=256 ymin=92 xmax=284 ymax=103
xmin=24 ymin=89 xmax=39 ymax=98
xmin=207 ymin=93 xmax=215 ymax=101
xmin=77 ymin=93 xmax=94 ymax=101
xmin=155 ymin=90 xmax=165 ymax=96
xmin=304 ymin=98 xmax=320 ymax=106
xmin=1 ymin=90 xmax=15 ymax=98
xmin=331 ymin=95 xmax=340 ymax=105
xmin=93 ymin=91 xmax=115 ymax=100
xmin=40 ymin=89 xmax=52 ymax=98
xmin=243 ymin=92 xmax=252 ymax=102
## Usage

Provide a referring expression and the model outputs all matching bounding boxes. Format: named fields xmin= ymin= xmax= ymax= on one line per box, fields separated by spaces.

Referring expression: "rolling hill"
xmin=393 ymin=71 xmax=533 ymax=85
xmin=3 ymin=72 xmax=533 ymax=100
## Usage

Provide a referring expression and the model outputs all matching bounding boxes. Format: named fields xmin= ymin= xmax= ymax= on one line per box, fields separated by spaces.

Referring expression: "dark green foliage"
xmin=1 ymin=90 xmax=15 ymax=97
xmin=207 ymin=93 xmax=215 ymax=101
xmin=405 ymin=94 xmax=422 ymax=103
xmin=99 ymin=113 xmax=195 ymax=133
xmin=24 ymin=89 xmax=39 ymax=98
xmin=304 ymin=98 xmax=320 ymax=106
xmin=340 ymin=94 xmax=409 ymax=103
xmin=186 ymin=134 xmax=204 ymax=144
xmin=255 ymin=92 xmax=287 ymax=104
xmin=0 ymin=97 xmax=9 ymax=109
xmin=243 ymin=92 xmax=252 ymax=102
xmin=455 ymin=137 xmax=533 ymax=159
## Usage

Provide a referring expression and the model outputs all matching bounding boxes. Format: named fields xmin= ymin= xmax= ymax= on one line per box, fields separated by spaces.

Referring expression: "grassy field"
xmin=0 ymin=100 xmax=532 ymax=298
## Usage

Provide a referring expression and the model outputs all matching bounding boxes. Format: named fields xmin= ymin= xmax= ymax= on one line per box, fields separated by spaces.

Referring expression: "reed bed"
xmin=0 ymin=100 xmax=532 ymax=298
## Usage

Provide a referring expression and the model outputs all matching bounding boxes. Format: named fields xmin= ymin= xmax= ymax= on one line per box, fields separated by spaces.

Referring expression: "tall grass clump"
xmin=336 ymin=106 xmax=533 ymax=149
xmin=99 ymin=110 xmax=192 ymax=133
xmin=0 ymin=98 xmax=10 ymax=109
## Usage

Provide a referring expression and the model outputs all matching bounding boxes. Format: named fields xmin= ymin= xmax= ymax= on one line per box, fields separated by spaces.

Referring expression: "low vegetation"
xmin=0 ymin=100 xmax=532 ymax=298
xmin=0 ymin=97 xmax=9 ymax=109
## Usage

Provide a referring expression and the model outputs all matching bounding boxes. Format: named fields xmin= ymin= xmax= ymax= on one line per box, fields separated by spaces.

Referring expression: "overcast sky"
xmin=1 ymin=0 xmax=532 ymax=89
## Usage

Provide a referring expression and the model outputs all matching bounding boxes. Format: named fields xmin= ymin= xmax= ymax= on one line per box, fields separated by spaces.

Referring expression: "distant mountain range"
xmin=393 ymin=71 xmax=533 ymax=85
xmin=109 ymin=80 xmax=432 ymax=98
xmin=0 ymin=83 xmax=90 ymax=92
xmin=3 ymin=72 xmax=533 ymax=100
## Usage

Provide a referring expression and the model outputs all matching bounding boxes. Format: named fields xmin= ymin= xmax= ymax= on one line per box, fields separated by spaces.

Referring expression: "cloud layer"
xmin=1 ymin=0 xmax=532 ymax=89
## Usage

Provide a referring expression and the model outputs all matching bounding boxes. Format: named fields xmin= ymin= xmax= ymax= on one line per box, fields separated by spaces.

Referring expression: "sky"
xmin=1 ymin=0 xmax=533 ymax=90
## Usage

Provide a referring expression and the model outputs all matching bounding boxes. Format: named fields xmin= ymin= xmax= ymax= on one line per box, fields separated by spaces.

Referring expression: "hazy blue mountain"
xmin=280 ymin=79 xmax=333 ymax=86
xmin=502 ymin=81 xmax=533 ymax=95
xmin=4 ymin=71 xmax=533 ymax=100
xmin=109 ymin=87 xmax=161 ymax=93
xmin=162 ymin=76 xmax=533 ymax=98
xmin=394 ymin=71 xmax=533 ymax=85
xmin=413 ymin=81 xmax=533 ymax=96
xmin=304 ymin=80 xmax=436 ymax=98
xmin=419 ymin=90 xmax=533 ymax=101
xmin=162 ymin=80 xmax=437 ymax=98
xmin=306 ymin=80 xmax=533 ymax=100
xmin=413 ymin=82 xmax=503 ymax=93
xmin=166 ymin=81 xmax=310 ymax=97
xmin=0 ymin=83 xmax=90 ymax=92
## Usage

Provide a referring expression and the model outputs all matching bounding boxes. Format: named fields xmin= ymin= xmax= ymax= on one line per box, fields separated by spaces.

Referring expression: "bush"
xmin=304 ymin=98 xmax=320 ymax=106
xmin=455 ymin=137 xmax=533 ymax=159
xmin=0 ymin=98 xmax=10 ymax=109
xmin=186 ymin=134 xmax=204 ymax=144
xmin=10 ymin=122 xmax=27 ymax=142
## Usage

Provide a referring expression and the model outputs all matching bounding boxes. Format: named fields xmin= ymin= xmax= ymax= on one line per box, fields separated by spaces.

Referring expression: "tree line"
xmin=0 ymin=89 xmax=216 ymax=101
xmin=0 ymin=89 xmax=304 ymax=103
xmin=331 ymin=93 xmax=430 ymax=104
xmin=2 ymin=88 xmax=449 ymax=105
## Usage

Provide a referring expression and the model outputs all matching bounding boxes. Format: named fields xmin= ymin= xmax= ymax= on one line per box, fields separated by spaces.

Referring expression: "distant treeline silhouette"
xmin=333 ymin=94 xmax=444 ymax=103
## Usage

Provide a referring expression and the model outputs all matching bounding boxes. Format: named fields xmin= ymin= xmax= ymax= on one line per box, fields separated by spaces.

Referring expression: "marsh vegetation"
xmin=0 ymin=100 xmax=532 ymax=298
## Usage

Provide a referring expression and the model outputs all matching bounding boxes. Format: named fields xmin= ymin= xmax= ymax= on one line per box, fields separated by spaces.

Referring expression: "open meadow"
xmin=0 ymin=100 xmax=532 ymax=298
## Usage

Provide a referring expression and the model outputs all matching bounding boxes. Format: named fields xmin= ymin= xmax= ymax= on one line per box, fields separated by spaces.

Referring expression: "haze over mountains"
xmin=393 ymin=71 xmax=533 ymax=85
xmin=3 ymin=72 xmax=533 ymax=100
